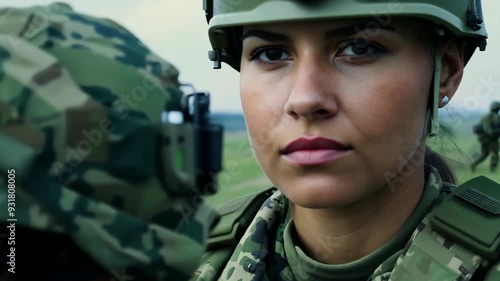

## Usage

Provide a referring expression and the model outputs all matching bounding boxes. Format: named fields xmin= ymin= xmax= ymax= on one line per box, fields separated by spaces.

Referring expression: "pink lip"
xmin=281 ymin=137 xmax=351 ymax=166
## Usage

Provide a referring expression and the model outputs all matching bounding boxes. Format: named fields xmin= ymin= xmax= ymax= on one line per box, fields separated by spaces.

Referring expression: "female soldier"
xmin=196 ymin=1 xmax=499 ymax=280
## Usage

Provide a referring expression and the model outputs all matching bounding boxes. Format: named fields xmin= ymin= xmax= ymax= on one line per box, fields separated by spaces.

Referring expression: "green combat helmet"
xmin=0 ymin=3 xmax=222 ymax=281
xmin=491 ymin=101 xmax=500 ymax=112
xmin=203 ymin=0 xmax=488 ymax=136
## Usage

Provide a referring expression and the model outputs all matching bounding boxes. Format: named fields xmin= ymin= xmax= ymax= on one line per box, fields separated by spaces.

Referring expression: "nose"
xmin=284 ymin=57 xmax=338 ymax=121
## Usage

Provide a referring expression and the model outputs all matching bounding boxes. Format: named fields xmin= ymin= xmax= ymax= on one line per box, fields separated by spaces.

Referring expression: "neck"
xmin=291 ymin=165 xmax=425 ymax=264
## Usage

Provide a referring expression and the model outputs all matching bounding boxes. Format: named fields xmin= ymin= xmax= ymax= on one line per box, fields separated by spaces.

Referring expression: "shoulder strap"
xmin=207 ymin=187 xmax=276 ymax=250
xmin=191 ymin=188 xmax=276 ymax=281
xmin=430 ymin=176 xmax=500 ymax=261
xmin=389 ymin=176 xmax=500 ymax=281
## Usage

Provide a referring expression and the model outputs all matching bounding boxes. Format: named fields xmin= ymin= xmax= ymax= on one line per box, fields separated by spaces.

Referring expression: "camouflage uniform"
xmin=199 ymin=1 xmax=499 ymax=279
xmin=471 ymin=102 xmax=500 ymax=172
xmin=193 ymin=168 xmax=500 ymax=281
xmin=0 ymin=3 xmax=218 ymax=280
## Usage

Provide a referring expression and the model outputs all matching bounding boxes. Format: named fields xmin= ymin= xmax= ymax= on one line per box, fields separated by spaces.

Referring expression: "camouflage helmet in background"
xmin=203 ymin=0 xmax=488 ymax=136
xmin=0 ymin=3 xmax=218 ymax=280
xmin=491 ymin=101 xmax=500 ymax=112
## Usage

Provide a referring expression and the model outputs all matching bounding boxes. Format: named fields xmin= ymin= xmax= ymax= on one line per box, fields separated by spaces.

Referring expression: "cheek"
xmin=373 ymin=83 xmax=427 ymax=137
xmin=240 ymin=69 xmax=290 ymax=137
xmin=353 ymin=58 xmax=432 ymax=144
xmin=240 ymin=72 xmax=276 ymax=156
xmin=240 ymin=72 xmax=265 ymax=135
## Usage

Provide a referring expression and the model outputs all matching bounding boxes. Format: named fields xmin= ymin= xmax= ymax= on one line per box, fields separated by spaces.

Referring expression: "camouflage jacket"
xmin=193 ymin=168 xmax=500 ymax=281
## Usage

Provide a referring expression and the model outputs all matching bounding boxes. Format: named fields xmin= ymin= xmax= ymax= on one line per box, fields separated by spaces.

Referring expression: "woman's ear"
xmin=439 ymin=39 xmax=464 ymax=107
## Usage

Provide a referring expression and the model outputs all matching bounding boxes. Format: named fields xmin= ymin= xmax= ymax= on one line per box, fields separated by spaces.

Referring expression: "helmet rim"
xmin=206 ymin=0 xmax=488 ymax=71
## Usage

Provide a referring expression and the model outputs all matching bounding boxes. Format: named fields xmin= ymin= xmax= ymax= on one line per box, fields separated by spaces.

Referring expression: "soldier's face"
xmin=239 ymin=18 xmax=432 ymax=208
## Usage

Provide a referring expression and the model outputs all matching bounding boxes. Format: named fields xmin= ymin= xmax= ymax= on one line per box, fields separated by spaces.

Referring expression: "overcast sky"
xmin=1 ymin=0 xmax=499 ymax=115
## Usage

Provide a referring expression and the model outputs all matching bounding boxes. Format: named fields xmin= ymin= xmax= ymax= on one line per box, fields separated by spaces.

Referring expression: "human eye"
xmin=249 ymin=46 xmax=292 ymax=65
xmin=337 ymin=39 xmax=386 ymax=61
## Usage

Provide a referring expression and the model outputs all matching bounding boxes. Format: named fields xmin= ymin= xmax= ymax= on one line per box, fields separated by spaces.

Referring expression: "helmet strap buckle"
xmin=208 ymin=49 xmax=222 ymax=69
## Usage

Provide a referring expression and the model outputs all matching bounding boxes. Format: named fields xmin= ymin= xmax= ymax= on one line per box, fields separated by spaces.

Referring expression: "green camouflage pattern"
xmin=471 ymin=111 xmax=500 ymax=172
xmin=194 ymin=168 xmax=500 ymax=280
xmin=0 ymin=3 xmax=218 ymax=280
xmin=387 ymin=221 xmax=484 ymax=281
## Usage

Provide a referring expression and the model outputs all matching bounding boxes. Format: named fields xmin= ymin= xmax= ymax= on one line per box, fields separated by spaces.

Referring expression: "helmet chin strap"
xmin=425 ymin=38 xmax=443 ymax=138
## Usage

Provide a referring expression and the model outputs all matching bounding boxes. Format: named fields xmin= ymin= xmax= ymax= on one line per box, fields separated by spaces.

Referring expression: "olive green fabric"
xmin=430 ymin=176 xmax=500 ymax=261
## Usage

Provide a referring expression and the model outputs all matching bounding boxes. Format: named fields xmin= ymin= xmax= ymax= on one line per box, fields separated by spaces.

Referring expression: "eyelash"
xmin=249 ymin=46 xmax=288 ymax=61
xmin=337 ymin=40 xmax=387 ymax=57
xmin=248 ymin=39 xmax=387 ymax=64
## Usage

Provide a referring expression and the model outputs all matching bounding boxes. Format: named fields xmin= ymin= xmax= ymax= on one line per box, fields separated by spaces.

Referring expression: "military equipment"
xmin=161 ymin=89 xmax=224 ymax=195
xmin=0 ymin=3 xmax=221 ymax=280
xmin=389 ymin=176 xmax=500 ymax=280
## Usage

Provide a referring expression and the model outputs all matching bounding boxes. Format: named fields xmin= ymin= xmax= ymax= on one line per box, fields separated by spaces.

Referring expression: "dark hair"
xmin=424 ymin=146 xmax=456 ymax=184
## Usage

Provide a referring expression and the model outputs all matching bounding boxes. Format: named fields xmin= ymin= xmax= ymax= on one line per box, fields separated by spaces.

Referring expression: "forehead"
xmin=242 ymin=17 xmax=423 ymax=38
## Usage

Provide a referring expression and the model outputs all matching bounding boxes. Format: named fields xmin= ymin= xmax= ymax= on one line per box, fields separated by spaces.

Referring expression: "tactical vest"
xmin=200 ymin=176 xmax=500 ymax=281
xmin=388 ymin=176 xmax=500 ymax=281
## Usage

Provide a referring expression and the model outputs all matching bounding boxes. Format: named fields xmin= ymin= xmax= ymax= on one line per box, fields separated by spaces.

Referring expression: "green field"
xmin=206 ymin=121 xmax=500 ymax=208
xmin=205 ymin=132 xmax=271 ymax=207
xmin=428 ymin=132 xmax=500 ymax=183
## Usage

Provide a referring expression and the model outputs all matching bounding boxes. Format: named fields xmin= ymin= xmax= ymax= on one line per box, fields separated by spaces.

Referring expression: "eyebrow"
xmin=324 ymin=22 xmax=397 ymax=39
xmin=241 ymin=21 xmax=397 ymax=42
xmin=241 ymin=30 xmax=292 ymax=42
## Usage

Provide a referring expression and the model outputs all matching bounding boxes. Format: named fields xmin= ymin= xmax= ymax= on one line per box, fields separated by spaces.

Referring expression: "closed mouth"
xmin=281 ymin=137 xmax=352 ymax=155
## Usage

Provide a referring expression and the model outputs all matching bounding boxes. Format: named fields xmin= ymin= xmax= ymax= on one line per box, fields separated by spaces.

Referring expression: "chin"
xmin=279 ymin=179 xmax=364 ymax=209
xmin=289 ymin=195 xmax=355 ymax=209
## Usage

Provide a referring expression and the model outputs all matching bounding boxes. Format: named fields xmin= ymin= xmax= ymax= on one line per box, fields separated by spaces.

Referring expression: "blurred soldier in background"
xmin=0 ymin=3 xmax=222 ymax=281
xmin=471 ymin=101 xmax=500 ymax=172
